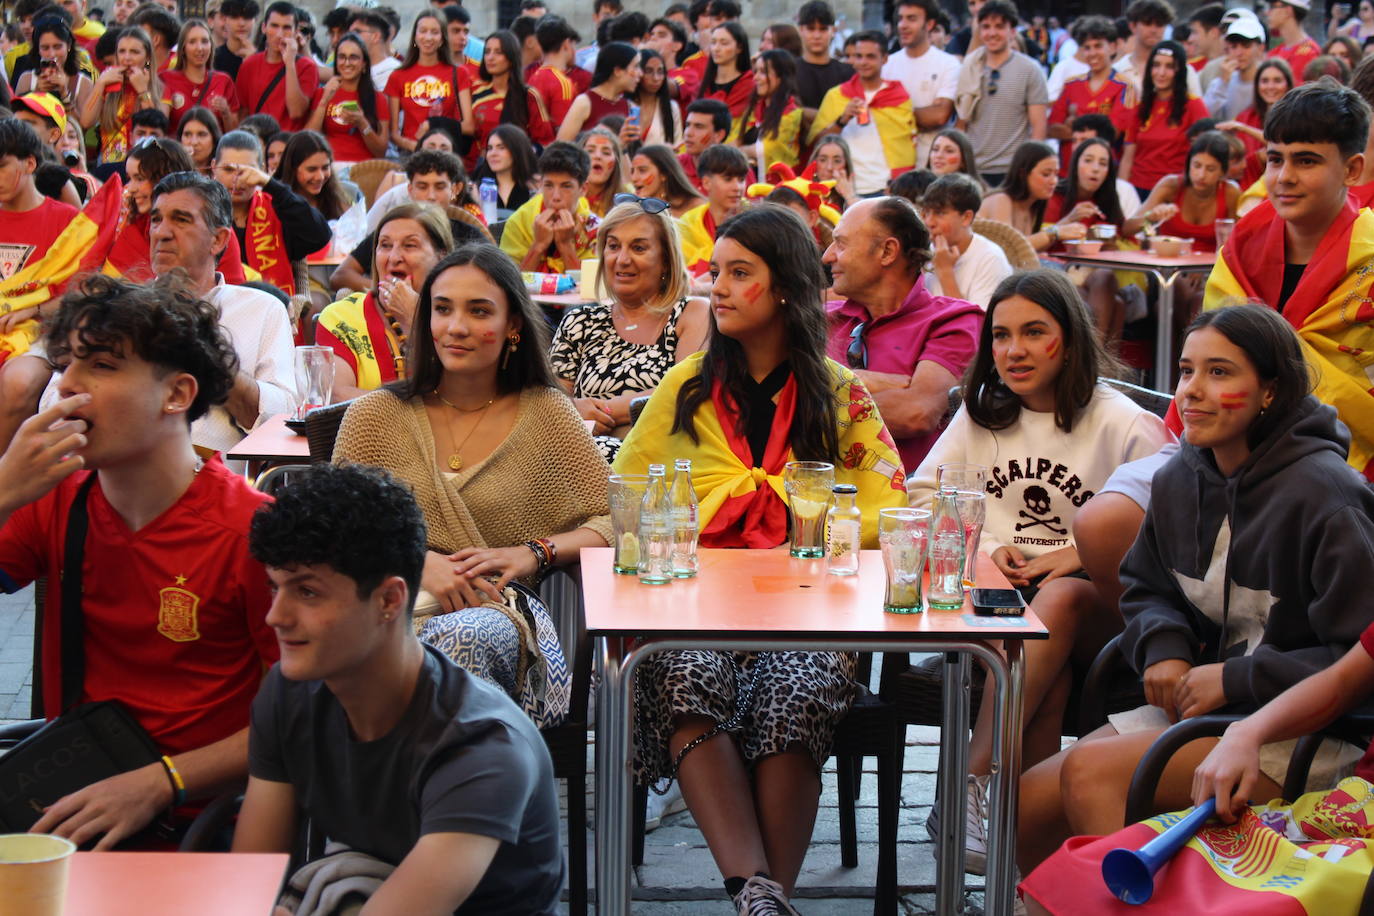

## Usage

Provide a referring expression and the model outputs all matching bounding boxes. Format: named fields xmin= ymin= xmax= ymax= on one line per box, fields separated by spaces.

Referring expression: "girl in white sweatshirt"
xmin=906 ymin=269 xmax=1172 ymax=875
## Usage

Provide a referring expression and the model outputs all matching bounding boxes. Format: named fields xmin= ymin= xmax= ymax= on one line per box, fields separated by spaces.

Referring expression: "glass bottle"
xmin=479 ymin=177 xmax=498 ymax=224
xmin=668 ymin=459 xmax=699 ymax=578
xmin=926 ymin=485 xmax=966 ymax=609
xmin=637 ymin=464 xmax=674 ymax=585
xmin=825 ymin=484 xmax=861 ymax=576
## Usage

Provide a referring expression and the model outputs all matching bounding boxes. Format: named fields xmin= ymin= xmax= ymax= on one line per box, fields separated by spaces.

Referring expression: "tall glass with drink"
xmin=783 ymin=461 xmax=834 ymax=558
xmin=879 ymin=507 xmax=929 ymax=613
xmin=293 ymin=345 xmax=334 ymax=420
xmin=608 ymin=473 xmax=650 ymax=574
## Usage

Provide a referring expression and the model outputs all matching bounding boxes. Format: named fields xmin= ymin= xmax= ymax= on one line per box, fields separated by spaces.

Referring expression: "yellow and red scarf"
xmin=245 ymin=189 xmax=296 ymax=297
xmin=1204 ymin=194 xmax=1374 ymax=478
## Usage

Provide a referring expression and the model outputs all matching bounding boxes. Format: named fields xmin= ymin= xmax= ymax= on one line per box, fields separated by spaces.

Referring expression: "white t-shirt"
xmin=1046 ymin=55 xmax=1089 ymax=102
xmin=371 ymin=56 xmax=401 ymax=90
xmin=907 ymin=385 xmax=1172 ymax=560
xmin=1113 ymin=52 xmax=1201 ymax=98
xmin=882 ymin=45 xmax=958 ymax=168
xmin=923 ymin=232 xmax=1013 ymax=309
xmin=1116 ymin=179 xmax=1142 ymax=217
xmin=366 ymin=182 xmax=412 ymax=232
xmin=842 ymin=89 xmax=890 ymax=196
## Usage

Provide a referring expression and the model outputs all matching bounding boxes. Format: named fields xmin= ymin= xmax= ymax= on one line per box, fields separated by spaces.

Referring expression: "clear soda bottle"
xmin=668 ymin=458 xmax=698 ymax=578
xmin=637 ymin=464 xmax=674 ymax=585
xmin=927 ymin=485 xmax=966 ymax=609
xmin=479 ymin=177 xmax=499 ymax=224
xmin=825 ymin=484 xmax=861 ymax=576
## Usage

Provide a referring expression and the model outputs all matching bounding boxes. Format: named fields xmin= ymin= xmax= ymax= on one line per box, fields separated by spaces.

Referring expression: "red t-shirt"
xmin=385 ymin=63 xmax=469 ymax=140
xmin=1049 ymin=73 xmax=1132 ymax=170
xmin=1124 ymin=95 xmax=1210 ymax=191
xmin=698 ymin=69 xmax=755 ymax=119
xmin=0 ymin=196 xmax=78 ymax=281
xmin=669 ymin=64 xmax=703 ymax=105
xmin=160 ymin=70 xmax=240 ymax=133
xmin=469 ymin=81 xmax=552 ymax=169
xmin=238 ymin=52 xmax=319 ymax=131
xmin=0 ymin=459 xmax=279 ymax=755
xmin=527 ymin=65 xmax=577 ymax=125
xmin=1270 ymin=37 xmax=1322 ymax=84
xmin=311 ymin=86 xmax=387 ymax=163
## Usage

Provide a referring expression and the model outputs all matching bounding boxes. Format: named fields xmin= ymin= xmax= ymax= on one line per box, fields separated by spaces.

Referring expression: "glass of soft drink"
xmin=954 ymin=489 xmax=986 ymax=585
xmin=879 ymin=508 xmax=929 ymax=613
xmin=608 ymin=474 xmax=650 ymax=574
xmin=936 ymin=462 xmax=989 ymax=494
xmin=293 ymin=345 xmax=334 ymax=420
xmin=783 ymin=460 xmax=834 ymax=558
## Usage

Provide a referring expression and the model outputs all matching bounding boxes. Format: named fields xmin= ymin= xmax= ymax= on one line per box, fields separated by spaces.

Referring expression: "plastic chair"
xmin=347 ymin=159 xmax=403 ymax=208
xmin=303 ymin=398 xmax=356 ymax=463
xmin=972 ymin=218 xmax=1040 ymax=271
xmin=446 ymin=204 xmax=496 ymax=244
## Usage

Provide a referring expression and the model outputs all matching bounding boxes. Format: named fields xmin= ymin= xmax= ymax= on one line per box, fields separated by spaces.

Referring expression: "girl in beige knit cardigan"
xmin=333 ymin=244 xmax=612 ymax=727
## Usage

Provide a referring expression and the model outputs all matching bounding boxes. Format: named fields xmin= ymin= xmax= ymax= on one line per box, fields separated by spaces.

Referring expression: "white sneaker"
xmin=732 ymin=875 xmax=802 ymax=916
xmin=644 ymin=778 xmax=688 ymax=832
xmin=924 ymin=773 xmax=990 ymax=876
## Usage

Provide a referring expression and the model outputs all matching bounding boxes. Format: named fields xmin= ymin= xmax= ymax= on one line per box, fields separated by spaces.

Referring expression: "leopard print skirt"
xmin=633 ymin=649 xmax=858 ymax=785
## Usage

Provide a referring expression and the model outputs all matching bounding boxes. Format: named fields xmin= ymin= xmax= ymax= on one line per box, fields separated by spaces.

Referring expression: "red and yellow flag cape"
xmin=0 ymin=178 xmax=122 ymax=363
xmin=1204 ymin=195 xmax=1374 ymax=479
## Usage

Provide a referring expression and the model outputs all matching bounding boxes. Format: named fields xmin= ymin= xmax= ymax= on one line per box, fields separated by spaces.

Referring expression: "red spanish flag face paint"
xmin=481 ymin=330 xmax=497 ymax=341
xmin=743 ymin=281 xmax=764 ymax=303
xmin=1219 ymin=391 xmax=1248 ymax=410
xmin=1045 ymin=337 xmax=1061 ymax=358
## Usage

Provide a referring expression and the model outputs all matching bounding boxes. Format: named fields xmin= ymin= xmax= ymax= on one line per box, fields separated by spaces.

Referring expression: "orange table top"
xmin=582 ymin=548 xmax=1047 ymax=640
xmin=66 ymin=851 xmax=288 ymax=914
xmin=530 ymin=291 xmax=593 ymax=308
xmin=226 ymin=413 xmax=312 ymax=463
xmin=1051 ymin=248 xmax=1217 ymax=271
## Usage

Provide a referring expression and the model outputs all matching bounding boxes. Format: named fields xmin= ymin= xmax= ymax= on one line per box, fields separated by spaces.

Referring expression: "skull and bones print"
xmin=1016 ymin=485 xmax=1067 ymax=535
xmin=983 ymin=456 xmax=1093 ymax=549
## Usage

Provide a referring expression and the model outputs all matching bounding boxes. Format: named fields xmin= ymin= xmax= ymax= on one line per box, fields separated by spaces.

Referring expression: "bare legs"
xmin=0 ymin=355 xmax=51 ymax=451
xmin=670 ymin=716 xmax=819 ymax=896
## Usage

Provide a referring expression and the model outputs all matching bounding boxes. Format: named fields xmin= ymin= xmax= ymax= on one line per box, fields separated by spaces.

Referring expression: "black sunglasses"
xmin=613 ymin=192 xmax=670 ymax=215
xmin=987 ymin=68 xmax=1001 ymax=97
xmin=846 ymin=322 xmax=867 ymax=370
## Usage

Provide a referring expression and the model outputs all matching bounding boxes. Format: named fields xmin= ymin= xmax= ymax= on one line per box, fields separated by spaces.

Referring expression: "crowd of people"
xmin=2 ymin=0 xmax=1374 ymax=912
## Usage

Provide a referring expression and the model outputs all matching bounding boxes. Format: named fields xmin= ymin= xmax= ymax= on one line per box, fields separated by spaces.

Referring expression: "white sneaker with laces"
xmin=644 ymin=778 xmax=688 ymax=832
xmin=924 ymin=773 xmax=990 ymax=876
xmin=731 ymin=875 xmax=802 ymax=916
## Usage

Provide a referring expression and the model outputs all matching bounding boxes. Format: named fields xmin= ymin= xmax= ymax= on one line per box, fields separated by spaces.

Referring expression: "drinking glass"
xmin=0 ymin=833 xmax=75 ymax=916
xmin=608 ymin=474 xmax=650 ymax=574
xmin=954 ymin=489 xmax=987 ymax=585
xmin=879 ymin=508 xmax=929 ymax=614
xmin=783 ymin=460 xmax=835 ymax=558
xmin=1215 ymin=218 xmax=1236 ymax=250
xmin=937 ymin=462 xmax=989 ymax=494
xmin=293 ymin=345 xmax=334 ymax=420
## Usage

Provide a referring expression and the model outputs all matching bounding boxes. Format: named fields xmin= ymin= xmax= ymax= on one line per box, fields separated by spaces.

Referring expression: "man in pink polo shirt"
xmin=822 ymin=196 xmax=983 ymax=470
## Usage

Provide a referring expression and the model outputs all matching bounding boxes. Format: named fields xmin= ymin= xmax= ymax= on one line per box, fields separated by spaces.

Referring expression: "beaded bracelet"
xmin=524 ymin=539 xmax=551 ymax=569
xmin=160 ymin=755 xmax=187 ymax=808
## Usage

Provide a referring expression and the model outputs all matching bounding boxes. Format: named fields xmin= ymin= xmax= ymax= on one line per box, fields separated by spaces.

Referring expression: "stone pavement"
xmin=0 ymin=584 xmax=984 ymax=914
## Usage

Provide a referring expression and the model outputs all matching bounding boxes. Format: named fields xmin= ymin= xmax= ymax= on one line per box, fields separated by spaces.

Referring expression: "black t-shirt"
xmin=349 ymin=217 xmax=487 ymax=274
xmin=795 ymin=58 xmax=855 ymax=110
xmin=1279 ymin=262 xmax=1307 ymax=315
xmin=249 ymin=645 xmax=563 ymax=916
xmin=947 ymin=27 xmax=973 ymax=58
xmin=742 ymin=361 xmax=791 ymax=467
xmin=213 ymin=44 xmax=246 ymax=80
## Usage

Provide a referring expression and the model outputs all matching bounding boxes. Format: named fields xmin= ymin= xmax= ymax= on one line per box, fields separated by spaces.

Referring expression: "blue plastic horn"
xmin=1101 ymin=798 xmax=1219 ymax=904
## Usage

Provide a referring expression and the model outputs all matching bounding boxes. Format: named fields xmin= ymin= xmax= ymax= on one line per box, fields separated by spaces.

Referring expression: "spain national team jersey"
xmin=528 ymin=65 xmax=576 ymax=125
xmin=1049 ymin=72 xmax=1133 ymax=168
xmin=0 ymin=459 xmax=279 ymax=756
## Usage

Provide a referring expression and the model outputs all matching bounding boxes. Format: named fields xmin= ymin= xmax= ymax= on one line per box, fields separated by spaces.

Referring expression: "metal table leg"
xmin=1152 ymin=269 xmax=1176 ymax=392
xmin=935 ymin=652 xmax=970 ymax=915
xmin=982 ymin=641 xmax=1025 ymax=916
xmin=594 ymin=637 xmax=626 ymax=915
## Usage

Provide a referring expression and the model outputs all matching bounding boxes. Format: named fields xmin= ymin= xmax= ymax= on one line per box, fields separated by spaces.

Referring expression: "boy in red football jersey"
xmin=0 ymin=273 xmax=278 ymax=849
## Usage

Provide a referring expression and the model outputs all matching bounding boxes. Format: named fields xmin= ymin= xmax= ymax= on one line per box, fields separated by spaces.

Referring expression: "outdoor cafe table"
xmin=1049 ymin=248 xmax=1216 ymax=390
xmin=225 ymin=414 xmax=311 ymax=473
xmin=584 ymin=547 xmax=1047 ymax=916
xmin=65 ymin=851 xmax=288 ymax=914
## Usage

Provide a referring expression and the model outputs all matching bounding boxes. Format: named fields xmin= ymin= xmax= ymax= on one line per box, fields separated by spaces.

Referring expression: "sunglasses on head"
xmin=846 ymin=322 xmax=867 ymax=370
xmin=613 ymin=192 xmax=670 ymax=215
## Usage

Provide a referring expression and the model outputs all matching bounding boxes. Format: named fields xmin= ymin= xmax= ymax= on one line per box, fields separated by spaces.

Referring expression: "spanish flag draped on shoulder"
xmin=1204 ymin=194 xmax=1374 ymax=479
xmin=806 ymin=75 xmax=917 ymax=179
xmin=0 ymin=178 xmax=122 ymax=365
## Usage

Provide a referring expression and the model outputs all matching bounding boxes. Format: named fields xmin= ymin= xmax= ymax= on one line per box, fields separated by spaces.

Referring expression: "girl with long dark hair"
xmin=629 ymin=143 xmax=704 ymax=217
xmin=305 ymin=33 xmax=388 ymax=165
xmin=386 ymin=10 xmax=475 ymax=154
xmin=737 ymin=49 xmax=803 ymax=170
xmin=332 ymin=243 xmax=612 ymax=728
xmin=1218 ymin=58 xmax=1295 ymax=188
xmin=1124 ymin=131 xmax=1239 ymax=251
xmin=1119 ymin=40 xmax=1210 ymax=197
xmin=15 ymin=17 xmax=92 ymax=121
xmin=613 ymin=205 xmax=906 ymax=914
xmin=470 ymin=30 xmax=552 ymax=170
xmin=927 ymin=126 xmax=983 ymax=186
xmin=700 ymin=21 xmax=754 ymax=129
xmin=632 ymin=47 xmax=681 ymax=148
xmin=979 ymin=141 xmax=1088 ymax=251
xmin=178 ymin=106 xmax=221 ymax=175
xmin=471 ymin=123 xmax=538 ymax=213
xmin=557 ymin=41 xmax=641 ymax=142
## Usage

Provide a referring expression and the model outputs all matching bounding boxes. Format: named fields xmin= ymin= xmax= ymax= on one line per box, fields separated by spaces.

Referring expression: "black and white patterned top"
xmin=549 ymin=299 xmax=689 ymax=399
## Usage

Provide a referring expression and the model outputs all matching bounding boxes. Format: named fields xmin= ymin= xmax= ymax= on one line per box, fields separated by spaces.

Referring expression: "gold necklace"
xmin=438 ymin=396 xmax=495 ymax=470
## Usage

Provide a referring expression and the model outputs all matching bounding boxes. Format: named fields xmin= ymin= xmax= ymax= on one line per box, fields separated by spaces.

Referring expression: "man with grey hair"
xmin=212 ymin=129 xmax=331 ymax=274
xmin=148 ymin=171 xmax=296 ymax=459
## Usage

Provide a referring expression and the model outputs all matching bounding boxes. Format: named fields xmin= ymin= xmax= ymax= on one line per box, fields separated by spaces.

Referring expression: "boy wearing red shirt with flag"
xmin=527 ymin=16 xmax=583 ymax=125
xmin=1266 ymin=0 xmax=1322 ymax=83
xmin=1048 ymin=16 xmax=1133 ymax=171
xmin=0 ymin=273 xmax=278 ymax=850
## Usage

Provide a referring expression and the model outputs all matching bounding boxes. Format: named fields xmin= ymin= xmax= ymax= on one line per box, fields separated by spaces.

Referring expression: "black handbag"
xmin=0 ymin=475 xmax=163 ymax=832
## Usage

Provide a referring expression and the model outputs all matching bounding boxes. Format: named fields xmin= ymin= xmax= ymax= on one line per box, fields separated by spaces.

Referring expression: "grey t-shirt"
xmin=962 ymin=51 xmax=1049 ymax=174
xmin=249 ymin=645 xmax=563 ymax=915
